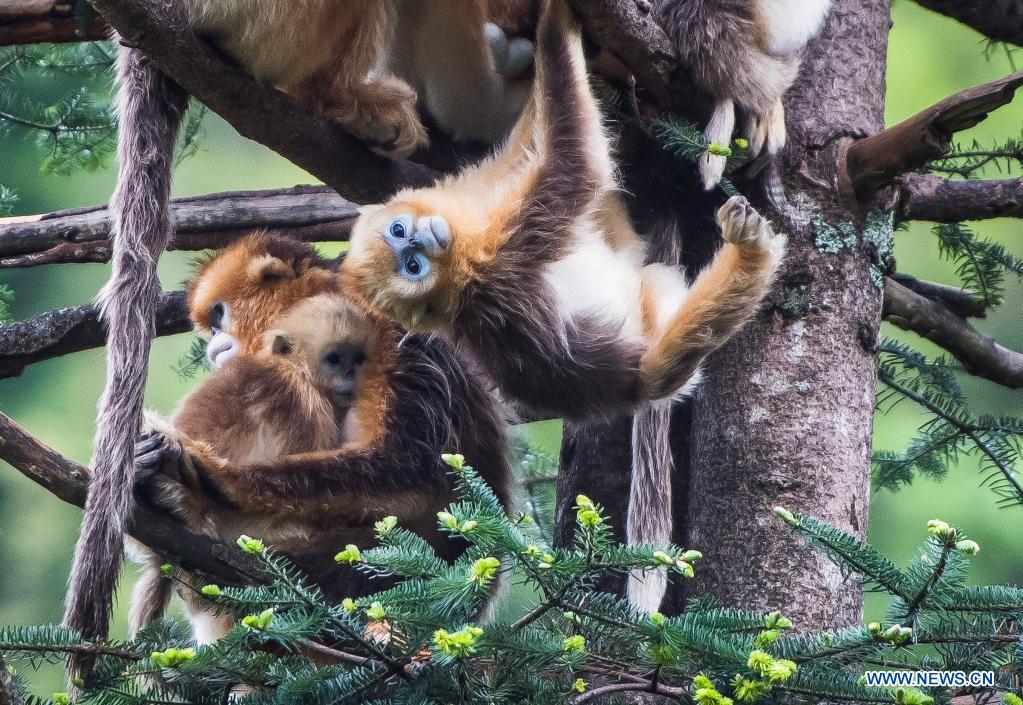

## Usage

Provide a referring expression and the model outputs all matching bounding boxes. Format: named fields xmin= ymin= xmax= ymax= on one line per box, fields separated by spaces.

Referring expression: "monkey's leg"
xmin=296 ymin=72 xmax=428 ymax=159
xmin=699 ymin=98 xmax=736 ymax=191
xmin=639 ymin=196 xmax=785 ymax=400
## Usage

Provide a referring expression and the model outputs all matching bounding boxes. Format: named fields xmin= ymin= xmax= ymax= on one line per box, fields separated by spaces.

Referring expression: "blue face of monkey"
xmin=382 ymin=214 xmax=451 ymax=282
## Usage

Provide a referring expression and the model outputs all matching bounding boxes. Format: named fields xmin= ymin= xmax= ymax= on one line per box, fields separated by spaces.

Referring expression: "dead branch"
xmin=910 ymin=0 xmax=1023 ymax=47
xmin=0 ymin=291 xmax=188 ymax=379
xmin=846 ymin=72 xmax=1023 ymax=194
xmin=883 ymin=277 xmax=1023 ymax=388
xmin=84 ymin=0 xmax=438 ymax=205
xmin=0 ymin=411 xmax=261 ymax=585
xmin=889 ymin=272 xmax=986 ymax=319
xmin=897 ymin=172 xmax=1022 ymax=223
xmin=0 ymin=186 xmax=356 ymax=268
xmin=0 ymin=1 xmax=107 ymax=46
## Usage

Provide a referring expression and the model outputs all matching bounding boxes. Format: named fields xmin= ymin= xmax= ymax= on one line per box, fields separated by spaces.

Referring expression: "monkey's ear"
xmin=270 ymin=332 xmax=294 ymax=356
xmin=247 ymin=254 xmax=295 ymax=284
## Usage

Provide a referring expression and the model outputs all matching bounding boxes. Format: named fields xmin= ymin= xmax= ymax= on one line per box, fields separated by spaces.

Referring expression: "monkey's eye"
xmin=400 ymin=252 xmax=430 ymax=281
xmin=353 ymin=351 xmax=367 ymax=367
xmin=209 ymin=301 xmax=226 ymax=332
xmin=324 ymin=351 xmax=342 ymax=367
xmin=389 ymin=219 xmax=408 ymax=239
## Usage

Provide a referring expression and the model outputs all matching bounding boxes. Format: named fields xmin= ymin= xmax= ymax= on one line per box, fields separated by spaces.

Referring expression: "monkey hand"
xmin=134 ymin=431 xmax=230 ymax=524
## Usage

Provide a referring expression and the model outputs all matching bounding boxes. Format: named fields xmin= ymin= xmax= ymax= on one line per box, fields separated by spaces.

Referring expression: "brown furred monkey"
xmin=66 ymin=2 xmax=534 ymax=665
xmin=130 ymin=234 xmax=512 ymax=635
xmin=129 ymin=291 xmax=372 ymax=642
xmin=341 ymin=0 xmax=786 ymax=612
xmin=653 ymin=0 xmax=832 ymax=191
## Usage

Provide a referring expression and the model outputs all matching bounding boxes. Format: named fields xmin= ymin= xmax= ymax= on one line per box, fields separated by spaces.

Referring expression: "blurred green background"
xmin=1 ymin=1 xmax=1021 ymax=694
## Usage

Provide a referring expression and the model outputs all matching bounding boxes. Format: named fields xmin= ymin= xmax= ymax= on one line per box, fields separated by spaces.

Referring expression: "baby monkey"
xmin=131 ymin=292 xmax=374 ymax=642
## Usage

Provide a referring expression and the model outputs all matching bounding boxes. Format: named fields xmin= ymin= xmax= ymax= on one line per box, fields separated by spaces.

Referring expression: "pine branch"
xmin=877 ymin=365 xmax=1023 ymax=504
xmin=845 ymin=71 xmax=1023 ymax=194
xmin=0 ymin=290 xmax=189 ymax=379
xmin=0 ymin=411 xmax=263 ymax=585
xmin=909 ymin=0 xmax=1023 ymax=47
xmin=883 ymin=277 xmax=1023 ymax=388
xmin=0 ymin=186 xmax=357 ymax=268
xmin=898 ymin=173 xmax=1023 ymax=222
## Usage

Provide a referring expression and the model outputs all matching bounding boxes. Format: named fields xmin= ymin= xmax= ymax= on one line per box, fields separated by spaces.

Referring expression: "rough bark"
xmin=910 ymin=0 xmax=1023 ymax=47
xmin=897 ymin=173 xmax=1022 ymax=223
xmin=0 ymin=650 xmax=22 ymax=705
xmin=0 ymin=291 xmax=188 ymax=379
xmin=0 ymin=186 xmax=357 ymax=268
xmin=683 ymin=0 xmax=889 ymax=626
xmin=884 ymin=278 xmax=1023 ymax=388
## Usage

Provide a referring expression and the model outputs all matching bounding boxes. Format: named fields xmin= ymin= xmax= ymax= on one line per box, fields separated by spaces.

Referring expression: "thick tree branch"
xmin=0 ymin=186 xmax=357 ymax=268
xmin=0 ymin=411 xmax=261 ymax=585
xmin=565 ymin=0 xmax=706 ymax=114
xmin=897 ymin=172 xmax=1022 ymax=223
xmin=86 ymin=0 xmax=438 ymax=205
xmin=883 ymin=277 xmax=1023 ymax=388
xmin=846 ymin=72 xmax=1023 ymax=195
xmin=0 ymin=291 xmax=188 ymax=379
xmin=0 ymin=1 xmax=106 ymax=46
xmin=910 ymin=0 xmax=1023 ymax=47
xmin=889 ymin=272 xmax=986 ymax=319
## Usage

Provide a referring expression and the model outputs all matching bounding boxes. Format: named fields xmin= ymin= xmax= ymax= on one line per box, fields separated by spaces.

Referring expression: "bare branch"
xmin=889 ymin=272 xmax=986 ymax=319
xmin=0 ymin=291 xmax=188 ymax=379
xmin=0 ymin=186 xmax=357 ymax=268
xmin=897 ymin=172 xmax=1022 ymax=223
xmin=910 ymin=0 xmax=1023 ymax=47
xmin=883 ymin=277 xmax=1023 ymax=388
xmin=86 ymin=0 xmax=438 ymax=205
xmin=846 ymin=72 xmax=1023 ymax=194
xmin=0 ymin=1 xmax=107 ymax=46
xmin=0 ymin=411 xmax=261 ymax=585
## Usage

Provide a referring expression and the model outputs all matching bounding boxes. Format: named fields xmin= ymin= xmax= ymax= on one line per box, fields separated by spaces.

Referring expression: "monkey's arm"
xmin=136 ymin=432 xmax=447 ymax=525
xmin=639 ymin=196 xmax=785 ymax=399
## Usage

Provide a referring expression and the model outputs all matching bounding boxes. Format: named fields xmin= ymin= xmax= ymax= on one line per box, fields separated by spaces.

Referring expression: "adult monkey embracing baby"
xmin=129 ymin=234 xmax=513 ymax=643
xmin=342 ymin=0 xmax=786 ymax=612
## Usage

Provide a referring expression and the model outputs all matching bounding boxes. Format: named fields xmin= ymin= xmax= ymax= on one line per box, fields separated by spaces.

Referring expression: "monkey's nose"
xmin=414 ymin=215 xmax=451 ymax=253
xmin=207 ymin=332 xmax=239 ymax=369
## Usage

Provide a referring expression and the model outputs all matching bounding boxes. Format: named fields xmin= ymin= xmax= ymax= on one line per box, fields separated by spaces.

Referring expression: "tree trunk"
xmin=683 ymin=0 xmax=891 ymax=626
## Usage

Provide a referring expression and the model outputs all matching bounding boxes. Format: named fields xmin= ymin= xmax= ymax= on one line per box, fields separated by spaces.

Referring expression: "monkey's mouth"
xmin=207 ymin=332 xmax=240 ymax=369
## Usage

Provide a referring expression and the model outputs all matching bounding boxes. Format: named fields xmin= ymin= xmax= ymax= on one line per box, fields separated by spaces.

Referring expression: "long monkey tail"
xmin=64 ymin=42 xmax=187 ymax=684
xmin=626 ymin=401 xmax=673 ymax=613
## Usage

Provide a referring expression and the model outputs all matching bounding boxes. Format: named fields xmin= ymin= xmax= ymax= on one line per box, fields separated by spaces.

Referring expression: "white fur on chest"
xmin=757 ymin=0 xmax=832 ymax=55
xmin=543 ymin=229 xmax=644 ymax=342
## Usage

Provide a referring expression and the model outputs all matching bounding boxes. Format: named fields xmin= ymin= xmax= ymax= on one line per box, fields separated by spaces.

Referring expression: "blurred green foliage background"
xmin=0 ymin=1 xmax=1021 ymax=693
